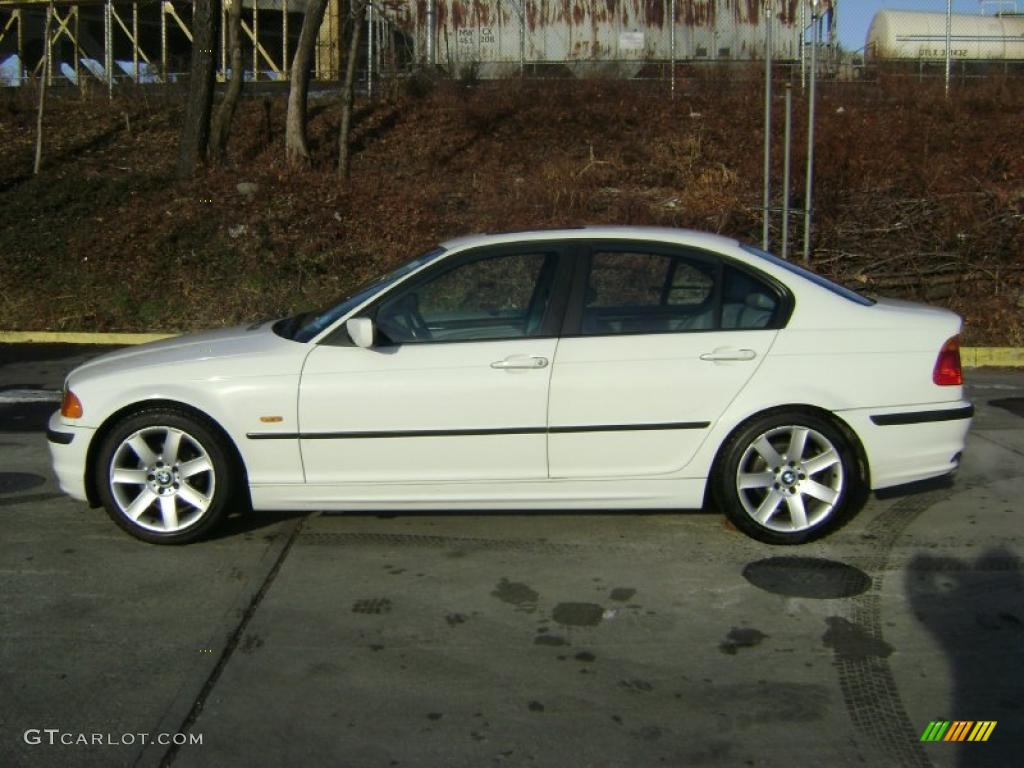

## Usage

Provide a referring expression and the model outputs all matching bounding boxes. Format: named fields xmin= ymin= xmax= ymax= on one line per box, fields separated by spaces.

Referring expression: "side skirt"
xmin=249 ymin=477 xmax=708 ymax=512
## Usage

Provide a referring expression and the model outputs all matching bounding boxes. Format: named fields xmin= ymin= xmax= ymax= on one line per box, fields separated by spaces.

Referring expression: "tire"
xmin=95 ymin=407 xmax=234 ymax=544
xmin=714 ymin=410 xmax=860 ymax=545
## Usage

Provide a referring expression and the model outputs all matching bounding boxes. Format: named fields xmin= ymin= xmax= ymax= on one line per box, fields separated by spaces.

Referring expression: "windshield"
xmin=281 ymin=247 xmax=447 ymax=342
xmin=741 ymin=245 xmax=875 ymax=307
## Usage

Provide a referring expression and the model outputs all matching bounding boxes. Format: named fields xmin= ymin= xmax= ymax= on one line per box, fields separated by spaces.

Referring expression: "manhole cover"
xmin=742 ymin=556 xmax=871 ymax=599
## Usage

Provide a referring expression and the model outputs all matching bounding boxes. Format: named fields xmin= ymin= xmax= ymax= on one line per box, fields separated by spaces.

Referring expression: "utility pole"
xmin=762 ymin=1 xmax=773 ymax=251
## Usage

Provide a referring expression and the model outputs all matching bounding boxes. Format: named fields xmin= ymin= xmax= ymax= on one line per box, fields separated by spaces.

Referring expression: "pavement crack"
xmin=155 ymin=515 xmax=306 ymax=768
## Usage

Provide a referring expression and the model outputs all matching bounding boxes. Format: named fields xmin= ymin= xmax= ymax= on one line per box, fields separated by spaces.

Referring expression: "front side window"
xmin=376 ymin=251 xmax=558 ymax=344
xmin=582 ymin=251 xmax=717 ymax=335
xmin=288 ymin=247 xmax=446 ymax=342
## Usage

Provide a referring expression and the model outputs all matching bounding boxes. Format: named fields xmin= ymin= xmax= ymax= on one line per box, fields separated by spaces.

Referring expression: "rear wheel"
xmin=715 ymin=411 xmax=858 ymax=544
xmin=96 ymin=408 xmax=233 ymax=544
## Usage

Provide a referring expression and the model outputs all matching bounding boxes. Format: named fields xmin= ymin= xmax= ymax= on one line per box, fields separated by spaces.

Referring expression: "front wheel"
xmin=95 ymin=408 xmax=234 ymax=544
xmin=714 ymin=411 xmax=860 ymax=545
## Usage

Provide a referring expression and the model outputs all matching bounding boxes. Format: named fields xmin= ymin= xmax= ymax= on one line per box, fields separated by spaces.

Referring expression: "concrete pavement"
xmin=1 ymin=345 xmax=1021 ymax=768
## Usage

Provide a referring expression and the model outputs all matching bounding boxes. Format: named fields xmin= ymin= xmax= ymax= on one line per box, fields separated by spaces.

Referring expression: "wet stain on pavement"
xmin=552 ymin=602 xmax=604 ymax=627
xmin=534 ymin=634 xmax=567 ymax=646
xmin=632 ymin=725 xmax=663 ymax=741
xmin=619 ymin=679 xmax=654 ymax=692
xmin=822 ymin=616 xmax=893 ymax=660
xmin=719 ymin=627 xmax=767 ymax=655
xmin=240 ymin=634 xmax=264 ymax=654
xmin=491 ymin=578 xmax=539 ymax=612
xmin=352 ymin=598 xmax=393 ymax=614
xmin=0 ymin=472 xmax=45 ymax=494
xmin=743 ymin=556 xmax=872 ymax=599
xmin=609 ymin=587 xmax=636 ymax=602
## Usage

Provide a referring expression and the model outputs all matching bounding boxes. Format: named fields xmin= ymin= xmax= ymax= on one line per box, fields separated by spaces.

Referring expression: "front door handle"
xmin=491 ymin=355 xmax=549 ymax=370
xmin=699 ymin=348 xmax=757 ymax=362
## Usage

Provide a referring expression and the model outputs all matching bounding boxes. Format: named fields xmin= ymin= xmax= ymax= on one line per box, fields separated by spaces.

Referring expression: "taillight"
xmin=933 ymin=335 xmax=963 ymax=386
xmin=61 ymin=388 xmax=83 ymax=419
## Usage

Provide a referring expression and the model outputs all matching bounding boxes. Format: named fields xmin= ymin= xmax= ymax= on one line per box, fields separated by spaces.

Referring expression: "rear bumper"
xmin=838 ymin=401 xmax=972 ymax=490
xmin=47 ymin=410 xmax=94 ymax=503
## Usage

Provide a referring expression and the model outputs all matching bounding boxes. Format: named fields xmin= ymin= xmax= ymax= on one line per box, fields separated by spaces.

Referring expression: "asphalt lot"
xmin=1 ymin=343 xmax=1022 ymax=768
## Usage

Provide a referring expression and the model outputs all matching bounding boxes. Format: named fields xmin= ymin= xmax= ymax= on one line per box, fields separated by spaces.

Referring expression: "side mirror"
xmin=346 ymin=317 xmax=375 ymax=349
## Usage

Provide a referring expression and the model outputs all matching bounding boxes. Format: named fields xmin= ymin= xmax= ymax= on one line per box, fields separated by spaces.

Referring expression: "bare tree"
xmin=209 ymin=0 xmax=244 ymax=163
xmin=34 ymin=4 xmax=54 ymax=176
xmin=285 ymin=0 xmax=330 ymax=166
xmin=176 ymin=0 xmax=219 ymax=178
xmin=337 ymin=1 xmax=367 ymax=179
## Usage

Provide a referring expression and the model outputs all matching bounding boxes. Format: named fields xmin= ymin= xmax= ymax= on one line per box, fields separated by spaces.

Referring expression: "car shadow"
xmin=205 ymin=509 xmax=309 ymax=541
xmin=905 ymin=547 xmax=1023 ymax=767
xmin=875 ymin=474 xmax=956 ymax=500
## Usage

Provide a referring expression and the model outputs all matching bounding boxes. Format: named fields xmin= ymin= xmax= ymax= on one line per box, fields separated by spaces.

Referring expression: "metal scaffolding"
xmin=0 ymin=0 xmax=308 ymax=87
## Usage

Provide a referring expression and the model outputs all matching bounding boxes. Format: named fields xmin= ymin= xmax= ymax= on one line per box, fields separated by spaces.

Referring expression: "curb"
xmin=0 ymin=331 xmax=176 ymax=345
xmin=1 ymin=331 xmax=1023 ymax=368
xmin=959 ymin=347 xmax=1024 ymax=368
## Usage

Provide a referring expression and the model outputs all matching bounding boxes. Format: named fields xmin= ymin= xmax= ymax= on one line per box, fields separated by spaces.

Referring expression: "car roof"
xmin=439 ymin=226 xmax=743 ymax=253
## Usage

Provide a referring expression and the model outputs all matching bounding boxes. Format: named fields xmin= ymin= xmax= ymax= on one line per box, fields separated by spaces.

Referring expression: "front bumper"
xmin=47 ymin=410 xmax=95 ymax=503
xmin=838 ymin=400 xmax=973 ymax=490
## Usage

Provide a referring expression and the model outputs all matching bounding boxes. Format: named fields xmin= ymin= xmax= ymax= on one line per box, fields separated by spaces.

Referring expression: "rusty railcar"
xmin=389 ymin=0 xmax=834 ymax=75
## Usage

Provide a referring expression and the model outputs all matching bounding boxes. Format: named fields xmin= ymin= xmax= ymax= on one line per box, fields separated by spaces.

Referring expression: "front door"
xmin=298 ymin=244 xmax=569 ymax=484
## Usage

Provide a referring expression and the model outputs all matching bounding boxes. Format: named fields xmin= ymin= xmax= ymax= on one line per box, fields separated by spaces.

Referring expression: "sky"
xmin=837 ymin=0 xmax=1007 ymax=50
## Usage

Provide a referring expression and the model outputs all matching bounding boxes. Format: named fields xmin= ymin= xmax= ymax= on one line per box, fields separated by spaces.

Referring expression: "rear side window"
xmin=582 ymin=251 xmax=717 ymax=335
xmin=721 ymin=267 xmax=780 ymax=329
xmin=741 ymin=245 xmax=875 ymax=306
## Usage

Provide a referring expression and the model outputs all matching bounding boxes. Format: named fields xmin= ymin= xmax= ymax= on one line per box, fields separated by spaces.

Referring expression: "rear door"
xmin=547 ymin=242 xmax=783 ymax=479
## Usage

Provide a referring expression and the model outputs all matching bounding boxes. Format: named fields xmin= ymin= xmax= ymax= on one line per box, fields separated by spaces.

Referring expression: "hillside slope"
xmin=1 ymin=75 xmax=1022 ymax=344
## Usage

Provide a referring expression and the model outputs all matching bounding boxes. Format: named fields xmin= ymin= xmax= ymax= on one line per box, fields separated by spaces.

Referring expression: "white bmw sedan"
xmin=48 ymin=227 xmax=972 ymax=545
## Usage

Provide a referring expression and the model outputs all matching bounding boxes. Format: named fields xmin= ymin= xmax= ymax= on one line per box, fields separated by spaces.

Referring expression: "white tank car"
xmin=867 ymin=10 xmax=1024 ymax=61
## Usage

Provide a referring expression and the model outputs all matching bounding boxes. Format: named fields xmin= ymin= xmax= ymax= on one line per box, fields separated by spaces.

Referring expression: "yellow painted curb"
xmin=961 ymin=347 xmax=1024 ymax=368
xmin=0 ymin=331 xmax=177 ymax=345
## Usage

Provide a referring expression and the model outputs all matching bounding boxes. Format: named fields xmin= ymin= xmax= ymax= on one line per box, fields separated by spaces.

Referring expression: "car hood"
xmin=68 ymin=321 xmax=293 ymax=383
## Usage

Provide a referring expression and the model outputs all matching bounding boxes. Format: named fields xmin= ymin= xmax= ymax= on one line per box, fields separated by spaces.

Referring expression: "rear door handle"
xmin=699 ymin=348 xmax=757 ymax=362
xmin=491 ymin=355 xmax=549 ymax=370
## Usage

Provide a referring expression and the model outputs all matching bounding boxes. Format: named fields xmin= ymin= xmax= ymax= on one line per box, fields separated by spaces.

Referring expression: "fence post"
xmin=945 ymin=0 xmax=952 ymax=97
xmin=762 ymin=1 xmax=773 ymax=251
xmin=802 ymin=1 xmax=819 ymax=263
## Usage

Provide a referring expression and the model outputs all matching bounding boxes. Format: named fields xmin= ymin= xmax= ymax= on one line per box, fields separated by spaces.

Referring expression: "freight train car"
xmin=393 ymin=0 xmax=835 ymax=77
xmin=866 ymin=9 xmax=1024 ymax=61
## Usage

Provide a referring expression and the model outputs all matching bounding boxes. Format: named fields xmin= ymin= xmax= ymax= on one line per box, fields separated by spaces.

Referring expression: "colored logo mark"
xmin=920 ymin=721 xmax=997 ymax=742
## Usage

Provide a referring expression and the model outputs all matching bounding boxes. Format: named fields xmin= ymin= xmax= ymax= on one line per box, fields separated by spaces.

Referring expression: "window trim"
xmin=322 ymin=241 xmax=576 ymax=347
xmin=560 ymin=240 xmax=793 ymax=338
